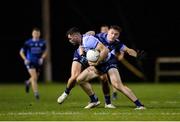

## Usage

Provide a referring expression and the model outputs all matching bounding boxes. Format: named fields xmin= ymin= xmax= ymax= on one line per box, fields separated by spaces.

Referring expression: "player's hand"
xmin=80 ymin=55 xmax=88 ymax=67
xmin=88 ymin=61 xmax=98 ymax=66
xmin=127 ymin=49 xmax=137 ymax=57
xmin=38 ymin=58 xmax=44 ymax=65
xmin=136 ymin=50 xmax=147 ymax=60
xmin=24 ymin=59 xmax=30 ymax=65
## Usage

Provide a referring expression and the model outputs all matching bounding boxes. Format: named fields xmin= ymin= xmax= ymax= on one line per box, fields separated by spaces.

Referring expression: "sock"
xmin=34 ymin=91 xmax=39 ymax=96
xmin=65 ymin=80 xmax=76 ymax=94
xmin=65 ymin=87 xmax=71 ymax=94
xmin=89 ymin=94 xmax=98 ymax=102
xmin=34 ymin=91 xmax=39 ymax=99
xmin=112 ymin=92 xmax=117 ymax=97
xmin=105 ymin=95 xmax=111 ymax=104
xmin=26 ymin=80 xmax=30 ymax=85
xmin=134 ymin=99 xmax=143 ymax=107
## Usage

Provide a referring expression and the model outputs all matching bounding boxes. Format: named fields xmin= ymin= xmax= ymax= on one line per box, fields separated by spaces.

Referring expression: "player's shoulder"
xmin=24 ymin=38 xmax=32 ymax=44
xmin=39 ymin=39 xmax=46 ymax=41
xmin=38 ymin=39 xmax=46 ymax=44
xmin=83 ymin=34 xmax=98 ymax=41
xmin=95 ymin=32 xmax=107 ymax=37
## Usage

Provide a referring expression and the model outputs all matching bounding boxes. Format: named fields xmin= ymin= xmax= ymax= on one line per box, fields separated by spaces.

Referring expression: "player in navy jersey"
xmin=19 ymin=27 xmax=47 ymax=100
xmin=69 ymin=26 xmax=145 ymax=110
xmin=98 ymin=25 xmax=120 ymax=100
xmin=100 ymin=24 xmax=109 ymax=33
xmin=86 ymin=25 xmax=120 ymax=100
xmin=57 ymin=27 xmax=116 ymax=109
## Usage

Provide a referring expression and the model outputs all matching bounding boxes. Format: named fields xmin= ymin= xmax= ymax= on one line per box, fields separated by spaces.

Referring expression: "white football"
xmin=86 ymin=49 xmax=100 ymax=62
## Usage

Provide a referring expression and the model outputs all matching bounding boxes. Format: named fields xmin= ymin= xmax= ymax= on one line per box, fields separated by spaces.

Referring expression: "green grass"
xmin=0 ymin=82 xmax=180 ymax=121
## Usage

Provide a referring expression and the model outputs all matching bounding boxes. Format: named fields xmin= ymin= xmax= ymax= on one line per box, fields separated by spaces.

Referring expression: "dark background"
xmin=0 ymin=0 xmax=180 ymax=83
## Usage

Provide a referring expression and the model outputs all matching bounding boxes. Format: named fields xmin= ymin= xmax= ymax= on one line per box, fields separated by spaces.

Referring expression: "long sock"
xmin=34 ymin=91 xmax=39 ymax=99
xmin=25 ymin=80 xmax=30 ymax=85
xmin=134 ymin=99 xmax=143 ymax=107
xmin=65 ymin=87 xmax=71 ymax=94
xmin=112 ymin=92 xmax=117 ymax=97
xmin=89 ymin=94 xmax=98 ymax=102
xmin=105 ymin=95 xmax=111 ymax=104
xmin=65 ymin=80 xmax=76 ymax=94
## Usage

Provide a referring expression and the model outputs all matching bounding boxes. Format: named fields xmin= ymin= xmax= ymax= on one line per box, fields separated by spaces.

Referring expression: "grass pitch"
xmin=0 ymin=82 xmax=180 ymax=121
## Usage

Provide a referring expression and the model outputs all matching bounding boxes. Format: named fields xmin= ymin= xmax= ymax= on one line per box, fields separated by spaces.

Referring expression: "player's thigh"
xmin=77 ymin=66 xmax=99 ymax=83
xmin=28 ymin=68 xmax=38 ymax=78
xmin=71 ymin=61 xmax=82 ymax=77
xmin=108 ymin=68 xmax=123 ymax=85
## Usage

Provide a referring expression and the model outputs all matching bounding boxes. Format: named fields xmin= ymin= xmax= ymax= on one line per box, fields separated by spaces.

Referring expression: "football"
xmin=86 ymin=49 xmax=100 ymax=62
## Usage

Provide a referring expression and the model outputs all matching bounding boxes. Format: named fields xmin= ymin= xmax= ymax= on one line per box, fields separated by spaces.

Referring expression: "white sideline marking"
xmin=165 ymin=101 xmax=179 ymax=104
xmin=0 ymin=112 xmax=180 ymax=116
xmin=150 ymin=101 xmax=159 ymax=104
xmin=0 ymin=112 xmax=81 ymax=116
xmin=94 ymin=112 xmax=180 ymax=115
xmin=150 ymin=101 xmax=180 ymax=104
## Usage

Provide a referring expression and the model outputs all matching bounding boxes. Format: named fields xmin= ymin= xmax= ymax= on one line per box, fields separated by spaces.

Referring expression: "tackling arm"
xmin=88 ymin=42 xmax=109 ymax=66
xmin=122 ymin=45 xmax=137 ymax=57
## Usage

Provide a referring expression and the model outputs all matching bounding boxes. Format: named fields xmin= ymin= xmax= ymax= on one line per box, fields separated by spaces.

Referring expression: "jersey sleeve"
xmin=83 ymin=35 xmax=99 ymax=49
xmin=115 ymin=39 xmax=126 ymax=51
xmin=20 ymin=40 xmax=29 ymax=53
xmin=41 ymin=40 xmax=47 ymax=52
xmin=94 ymin=33 xmax=106 ymax=40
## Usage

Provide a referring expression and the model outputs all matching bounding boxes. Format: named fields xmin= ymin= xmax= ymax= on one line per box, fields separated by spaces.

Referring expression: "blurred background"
xmin=1 ymin=0 xmax=180 ymax=83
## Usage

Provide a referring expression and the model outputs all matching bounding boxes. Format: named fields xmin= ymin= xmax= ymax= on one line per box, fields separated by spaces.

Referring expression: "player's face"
xmin=32 ymin=30 xmax=40 ymax=40
xmin=100 ymin=26 xmax=109 ymax=33
xmin=68 ymin=33 xmax=81 ymax=45
xmin=107 ymin=29 xmax=120 ymax=43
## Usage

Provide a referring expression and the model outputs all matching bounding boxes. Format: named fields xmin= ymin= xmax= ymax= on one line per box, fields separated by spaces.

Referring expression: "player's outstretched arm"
xmin=122 ymin=45 xmax=137 ymax=57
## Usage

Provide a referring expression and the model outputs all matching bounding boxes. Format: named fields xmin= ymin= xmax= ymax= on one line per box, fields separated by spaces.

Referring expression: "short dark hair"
xmin=109 ymin=25 xmax=122 ymax=33
xmin=32 ymin=27 xmax=40 ymax=32
xmin=66 ymin=27 xmax=80 ymax=36
xmin=101 ymin=24 xmax=109 ymax=28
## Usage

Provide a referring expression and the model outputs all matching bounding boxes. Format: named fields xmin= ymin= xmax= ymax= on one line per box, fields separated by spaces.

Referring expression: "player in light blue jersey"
xmin=57 ymin=27 xmax=116 ymax=109
xmin=19 ymin=27 xmax=47 ymax=100
xmin=75 ymin=25 xmax=145 ymax=110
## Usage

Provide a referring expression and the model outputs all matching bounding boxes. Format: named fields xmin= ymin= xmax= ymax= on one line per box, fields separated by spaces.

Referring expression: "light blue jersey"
xmin=75 ymin=34 xmax=118 ymax=73
xmin=78 ymin=34 xmax=111 ymax=62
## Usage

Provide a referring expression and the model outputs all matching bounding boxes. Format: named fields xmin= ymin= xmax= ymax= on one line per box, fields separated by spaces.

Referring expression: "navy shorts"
xmin=73 ymin=50 xmax=89 ymax=68
xmin=95 ymin=55 xmax=119 ymax=73
xmin=26 ymin=61 xmax=42 ymax=72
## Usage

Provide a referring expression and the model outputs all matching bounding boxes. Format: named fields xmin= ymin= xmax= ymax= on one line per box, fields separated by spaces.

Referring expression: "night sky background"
xmin=0 ymin=0 xmax=180 ymax=83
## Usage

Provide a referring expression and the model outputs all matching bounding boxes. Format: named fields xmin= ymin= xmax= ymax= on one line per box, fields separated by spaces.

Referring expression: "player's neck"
xmin=32 ymin=38 xmax=39 ymax=41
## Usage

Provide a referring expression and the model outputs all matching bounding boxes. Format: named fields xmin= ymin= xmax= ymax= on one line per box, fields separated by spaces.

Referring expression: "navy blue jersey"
xmin=21 ymin=38 xmax=46 ymax=63
xmin=95 ymin=33 xmax=125 ymax=55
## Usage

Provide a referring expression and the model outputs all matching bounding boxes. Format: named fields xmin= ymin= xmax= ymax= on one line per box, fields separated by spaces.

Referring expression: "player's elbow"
xmin=19 ymin=50 xmax=24 ymax=56
xmin=103 ymin=47 xmax=109 ymax=57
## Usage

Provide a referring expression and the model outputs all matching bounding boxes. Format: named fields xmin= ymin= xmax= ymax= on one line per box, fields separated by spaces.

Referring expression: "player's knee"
xmin=76 ymin=77 xmax=83 ymax=84
xmin=69 ymin=76 xmax=77 ymax=82
xmin=99 ymin=75 xmax=108 ymax=82
xmin=112 ymin=82 xmax=123 ymax=91
xmin=70 ymin=72 xmax=80 ymax=80
xmin=31 ymin=76 xmax=38 ymax=81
